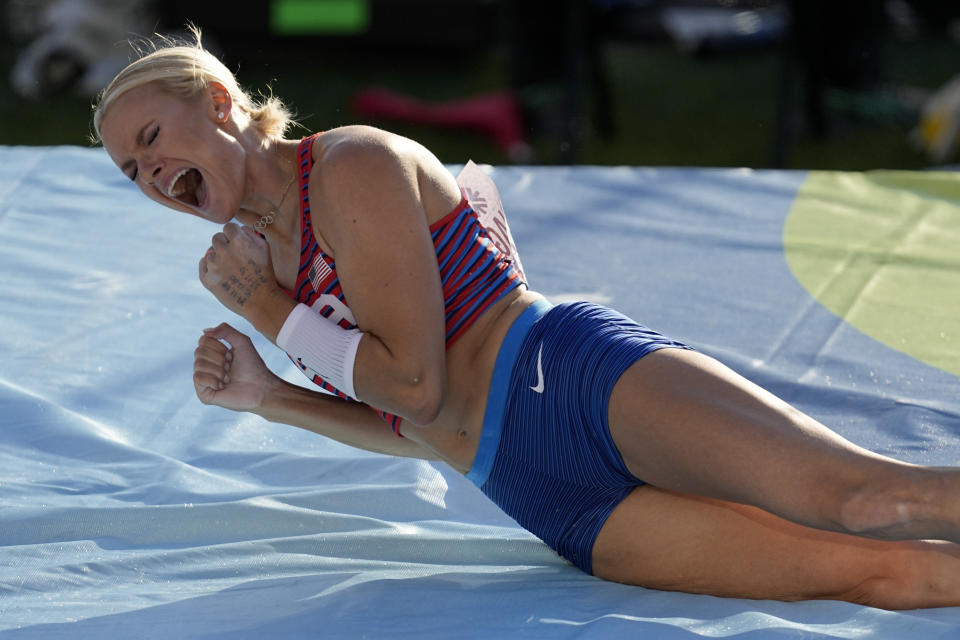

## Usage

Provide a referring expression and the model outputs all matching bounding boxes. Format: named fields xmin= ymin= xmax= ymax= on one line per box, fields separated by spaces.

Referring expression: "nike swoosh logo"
xmin=530 ymin=343 xmax=545 ymax=393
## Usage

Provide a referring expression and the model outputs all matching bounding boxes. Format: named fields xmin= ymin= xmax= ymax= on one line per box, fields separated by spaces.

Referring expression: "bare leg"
xmin=592 ymin=486 xmax=960 ymax=609
xmin=607 ymin=348 xmax=960 ymax=542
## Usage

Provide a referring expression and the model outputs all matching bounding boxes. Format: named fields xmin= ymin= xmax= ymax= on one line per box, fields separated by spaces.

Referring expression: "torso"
xmin=424 ymin=287 xmax=544 ymax=472
xmin=283 ymin=127 xmax=543 ymax=473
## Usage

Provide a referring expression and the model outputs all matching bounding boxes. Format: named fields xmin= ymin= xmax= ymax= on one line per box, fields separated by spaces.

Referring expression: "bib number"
xmin=312 ymin=293 xmax=356 ymax=327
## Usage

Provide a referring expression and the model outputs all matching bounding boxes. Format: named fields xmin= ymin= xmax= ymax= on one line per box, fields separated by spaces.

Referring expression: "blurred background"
xmin=2 ymin=0 xmax=960 ymax=168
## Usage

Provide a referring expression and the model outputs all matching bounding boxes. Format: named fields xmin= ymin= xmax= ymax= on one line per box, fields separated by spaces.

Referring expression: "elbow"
xmin=356 ymin=335 xmax=447 ymax=425
xmin=398 ymin=372 xmax=445 ymax=426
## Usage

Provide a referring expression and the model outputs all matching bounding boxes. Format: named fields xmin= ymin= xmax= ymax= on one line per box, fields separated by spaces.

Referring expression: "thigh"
xmin=607 ymin=348 xmax=916 ymax=529
xmin=592 ymin=485 xmax=946 ymax=607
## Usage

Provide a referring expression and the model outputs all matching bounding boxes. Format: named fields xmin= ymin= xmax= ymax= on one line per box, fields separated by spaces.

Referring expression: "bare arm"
xmin=256 ymin=377 xmax=439 ymax=459
xmin=309 ymin=130 xmax=459 ymax=425
xmin=195 ymin=323 xmax=437 ymax=460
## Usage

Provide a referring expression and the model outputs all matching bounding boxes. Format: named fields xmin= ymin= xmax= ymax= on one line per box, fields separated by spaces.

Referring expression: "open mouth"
xmin=167 ymin=168 xmax=206 ymax=208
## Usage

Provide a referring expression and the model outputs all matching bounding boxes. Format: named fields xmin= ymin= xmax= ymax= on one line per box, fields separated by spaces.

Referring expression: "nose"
xmin=138 ymin=156 xmax=164 ymax=186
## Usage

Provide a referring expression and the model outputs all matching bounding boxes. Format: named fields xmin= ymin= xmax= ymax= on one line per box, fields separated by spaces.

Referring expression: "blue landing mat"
xmin=0 ymin=146 xmax=958 ymax=638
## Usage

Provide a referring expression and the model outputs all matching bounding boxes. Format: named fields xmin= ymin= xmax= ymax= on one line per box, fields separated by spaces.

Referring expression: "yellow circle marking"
xmin=783 ymin=171 xmax=960 ymax=376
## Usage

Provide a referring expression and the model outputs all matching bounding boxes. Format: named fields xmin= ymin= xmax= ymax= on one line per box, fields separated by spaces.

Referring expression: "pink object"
xmin=352 ymin=87 xmax=530 ymax=160
xmin=456 ymin=160 xmax=526 ymax=283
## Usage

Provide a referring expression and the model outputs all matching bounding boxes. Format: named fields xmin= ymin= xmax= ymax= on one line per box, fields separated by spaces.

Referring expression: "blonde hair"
xmin=91 ymin=25 xmax=294 ymax=144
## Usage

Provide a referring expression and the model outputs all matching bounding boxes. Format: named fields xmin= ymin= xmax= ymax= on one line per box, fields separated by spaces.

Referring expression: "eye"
xmin=130 ymin=166 xmax=138 ymax=181
xmin=147 ymin=126 xmax=158 ymax=145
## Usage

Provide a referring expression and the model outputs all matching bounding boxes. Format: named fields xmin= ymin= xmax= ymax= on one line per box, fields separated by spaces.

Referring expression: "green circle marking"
xmin=783 ymin=171 xmax=960 ymax=377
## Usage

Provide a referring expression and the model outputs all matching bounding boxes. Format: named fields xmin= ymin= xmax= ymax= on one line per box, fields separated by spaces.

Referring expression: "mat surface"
xmin=1 ymin=146 xmax=958 ymax=638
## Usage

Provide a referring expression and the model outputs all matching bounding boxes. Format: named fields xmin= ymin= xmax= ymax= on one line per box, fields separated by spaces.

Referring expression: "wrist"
xmin=251 ymin=374 xmax=295 ymax=419
xmin=276 ymin=302 xmax=363 ymax=400
xmin=249 ymin=288 xmax=297 ymax=343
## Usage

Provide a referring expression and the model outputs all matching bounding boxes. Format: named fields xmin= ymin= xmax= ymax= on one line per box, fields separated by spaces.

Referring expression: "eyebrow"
xmin=120 ymin=123 xmax=150 ymax=177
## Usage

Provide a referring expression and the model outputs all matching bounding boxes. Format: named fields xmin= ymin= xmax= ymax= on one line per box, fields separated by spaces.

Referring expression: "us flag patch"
xmin=309 ymin=254 xmax=333 ymax=289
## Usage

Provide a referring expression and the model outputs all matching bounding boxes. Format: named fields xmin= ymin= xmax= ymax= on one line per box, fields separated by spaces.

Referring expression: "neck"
xmin=237 ymin=139 xmax=299 ymax=236
xmin=236 ymin=139 xmax=302 ymax=289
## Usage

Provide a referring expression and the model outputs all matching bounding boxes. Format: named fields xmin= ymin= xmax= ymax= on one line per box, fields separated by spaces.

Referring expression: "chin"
xmin=201 ymin=209 xmax=233 ymax=225
xmin=189 ymin=198 xmax=230 ymax=224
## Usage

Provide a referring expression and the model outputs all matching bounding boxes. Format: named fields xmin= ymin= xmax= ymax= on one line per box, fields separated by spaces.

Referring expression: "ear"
xmin=207 ymin=81 xmax=232 ymax=124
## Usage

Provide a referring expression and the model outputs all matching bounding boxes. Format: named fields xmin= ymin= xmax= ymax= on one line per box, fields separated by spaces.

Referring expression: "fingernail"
xmin=224 ymin=374 xmax=231 ymax=384
xmin=224 ymin=362 xmax=231 ymax=372
xmin=203 ymin=327 xmax=215 ymax=333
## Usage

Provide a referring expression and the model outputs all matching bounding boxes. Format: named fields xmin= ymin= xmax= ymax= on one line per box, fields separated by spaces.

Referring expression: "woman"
xmin=92 ymin=30 xmax=960 ymax=610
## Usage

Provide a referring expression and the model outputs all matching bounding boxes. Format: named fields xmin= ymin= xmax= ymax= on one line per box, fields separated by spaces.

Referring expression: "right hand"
xmin=193 ymin=322 xmax=277 ymax=412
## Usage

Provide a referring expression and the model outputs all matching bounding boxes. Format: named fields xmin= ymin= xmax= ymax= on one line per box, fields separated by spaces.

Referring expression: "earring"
xmin=217 ymin=112 xmax=225 ymax=121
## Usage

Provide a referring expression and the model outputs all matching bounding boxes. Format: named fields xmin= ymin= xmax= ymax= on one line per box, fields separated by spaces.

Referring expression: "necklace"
xmin=254 ymin=169 xmax=297 ymax=231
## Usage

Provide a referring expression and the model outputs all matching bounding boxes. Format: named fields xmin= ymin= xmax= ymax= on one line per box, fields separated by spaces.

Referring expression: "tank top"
xmin=283 ymin=133 xmax=524 ymax=434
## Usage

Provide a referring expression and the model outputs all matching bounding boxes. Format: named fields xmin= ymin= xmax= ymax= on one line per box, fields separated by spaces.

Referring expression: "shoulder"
xmin=312 ymin=125 xmax=416 ymax=182
xmin=309 ymin=125 xmax=461 ymax=222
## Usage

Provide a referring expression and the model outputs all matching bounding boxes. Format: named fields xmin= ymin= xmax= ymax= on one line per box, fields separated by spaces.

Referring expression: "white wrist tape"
xmin=276 ymin=303 xmax=364 ymax=400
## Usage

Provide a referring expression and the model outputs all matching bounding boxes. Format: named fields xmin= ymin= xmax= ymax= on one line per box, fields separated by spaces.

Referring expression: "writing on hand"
xmin=217 ymin=259 xmax=272 ymax=309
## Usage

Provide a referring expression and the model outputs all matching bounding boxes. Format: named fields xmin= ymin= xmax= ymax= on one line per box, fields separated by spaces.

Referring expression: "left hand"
xmin=199 ymin=223 xmax=281 ymax=323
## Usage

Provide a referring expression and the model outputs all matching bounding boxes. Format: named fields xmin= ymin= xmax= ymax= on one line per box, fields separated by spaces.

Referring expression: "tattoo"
xmin=218 ymin=259 xmax=272 ymax=309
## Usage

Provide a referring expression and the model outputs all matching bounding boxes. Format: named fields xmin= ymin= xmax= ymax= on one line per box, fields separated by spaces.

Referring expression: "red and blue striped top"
xmin=283 ymin=133 xmax=524 ymax=434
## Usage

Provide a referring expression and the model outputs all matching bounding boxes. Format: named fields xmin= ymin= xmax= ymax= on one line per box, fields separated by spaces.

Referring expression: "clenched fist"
xmin=193 ymin=323 xmax=278 ymax=411
xmin=199 ymin=223 xmax=279 ymax=321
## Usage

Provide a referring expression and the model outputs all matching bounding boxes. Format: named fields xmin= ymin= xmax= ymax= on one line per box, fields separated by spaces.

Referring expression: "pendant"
xmin=255 ymin=210 xmax=276 ymax=230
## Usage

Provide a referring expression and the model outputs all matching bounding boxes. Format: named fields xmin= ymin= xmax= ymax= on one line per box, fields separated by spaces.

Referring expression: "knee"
xmin=834 ymin=483 xmax=896 ymax=536
xmin=830 ymin=467 xmax=931 ymax=538
xmin=842 ymin=544 xmax=956 ymax=610
xmin=797 ymin=478 xmax=877 ymax=536
xmin=847 ymin=577 xmax=937 ymax=610
xmin=836 ymin=553 xmax=913 ymax=609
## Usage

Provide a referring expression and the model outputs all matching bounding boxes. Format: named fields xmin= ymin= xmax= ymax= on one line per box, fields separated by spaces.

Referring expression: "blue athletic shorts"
xmin=466 ymin=299 xmax=691 ymax=575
